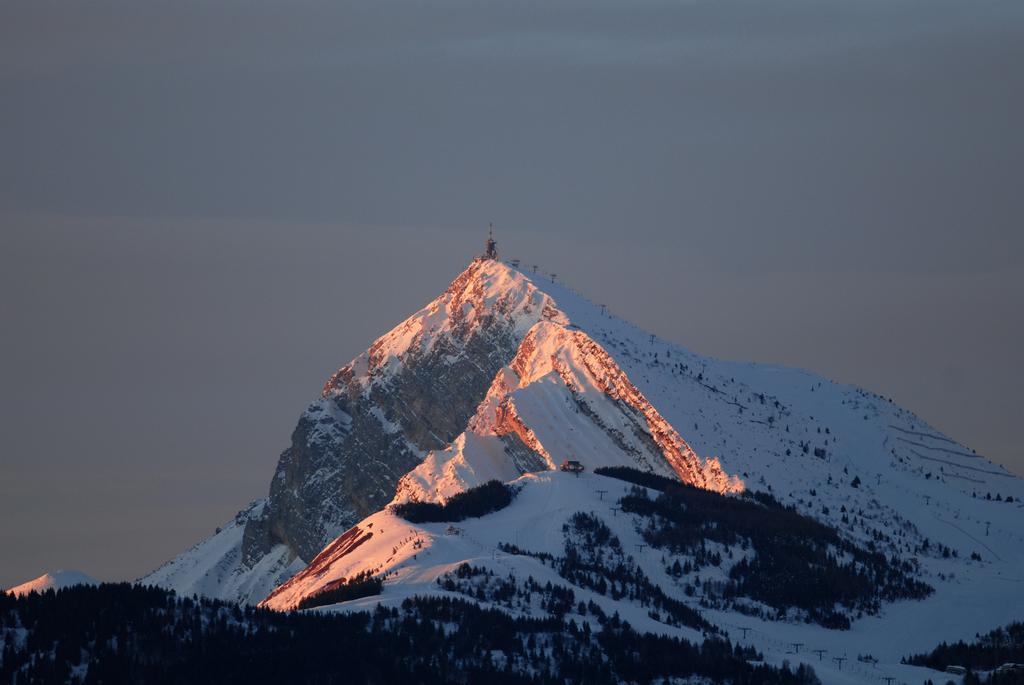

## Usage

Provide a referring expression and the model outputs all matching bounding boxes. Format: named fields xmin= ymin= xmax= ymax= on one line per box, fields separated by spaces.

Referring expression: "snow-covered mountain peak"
xmin=147 ymin=254 xmax=1024 ymax=684
xmin=6 ymin=570 xmax=98 ymax=597
xmin=324 ymin=259 xmax=566 ymax=394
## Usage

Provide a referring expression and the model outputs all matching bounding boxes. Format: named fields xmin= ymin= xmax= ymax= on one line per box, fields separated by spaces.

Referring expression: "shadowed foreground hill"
xmin=0 ymin=583 xmax=820 ymax=684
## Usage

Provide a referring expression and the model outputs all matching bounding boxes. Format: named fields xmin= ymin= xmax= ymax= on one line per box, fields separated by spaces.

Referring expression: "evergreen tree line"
xmin=392 ymin=480 xmax=515 ymax=523
xmin=437 ymin=563 xmax=578 ymax=617
xmin=557 ymin=512 xmax=712 ymax=632
xmin=0 ymin=583 xmax=823 ymax=684
xmin=498 ymin=512 xmax=713 ymax=633
xmin=906 ymin=621 xmax=1024 ymax=683
xmin=595 ymin=466 xmax=932 ymax=628
xmin=294 ymin=570 xmax=383 ymax=610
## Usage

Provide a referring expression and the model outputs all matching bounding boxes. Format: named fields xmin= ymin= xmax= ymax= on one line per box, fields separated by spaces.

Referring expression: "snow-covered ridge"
xmin=260 ymin=524 xmax=379 ymax=610
xmin=140 ymin=500 xmax=303 ymax=606
xmin=7 ymin=570 xmax=97 ymax=597
xmin=394 ymin=319 xmax=742 ymax=504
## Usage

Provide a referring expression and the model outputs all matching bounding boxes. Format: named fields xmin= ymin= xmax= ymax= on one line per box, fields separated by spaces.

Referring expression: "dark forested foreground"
xmin=0 ymin=583 xmax=823 ymax=684
xmin=905 ymin=621 xmax=1024 ymax=684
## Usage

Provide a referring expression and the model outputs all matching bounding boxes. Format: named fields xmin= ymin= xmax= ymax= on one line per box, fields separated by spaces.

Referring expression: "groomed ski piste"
xmin=148 ymin=258 xmax=1024 ymax=683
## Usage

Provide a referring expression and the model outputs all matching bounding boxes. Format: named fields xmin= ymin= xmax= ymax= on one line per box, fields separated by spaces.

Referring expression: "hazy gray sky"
xmin=1 ymin=0 xmax=1022 ymax=588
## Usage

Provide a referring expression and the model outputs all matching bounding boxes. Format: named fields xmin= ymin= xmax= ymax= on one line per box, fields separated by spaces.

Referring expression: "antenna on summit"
xmin=482 ymin=222 xmax=498 ymax=260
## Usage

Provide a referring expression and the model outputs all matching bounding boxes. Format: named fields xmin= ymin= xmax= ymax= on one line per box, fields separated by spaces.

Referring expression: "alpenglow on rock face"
xmin=242 ymin=260 xmax=562 ymax=565
xmin=145 ymin=259 xmax=566 ymax=602
xmin=393 ymin=319 xmax=743 ymax=505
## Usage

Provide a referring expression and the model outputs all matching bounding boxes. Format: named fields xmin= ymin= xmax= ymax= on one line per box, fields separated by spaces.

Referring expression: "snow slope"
xmin=264 ymin=466 xmax=1024 ymax=684
xmin=141 ymin=500 xmax=304 ymax=605
xmin=7 ymin=570 xmax=97 ymax=596
xmin=145 ymin=255 xmax=1023 ymax=682
xmin=257 ymin=258 xmax=1024 ymax=684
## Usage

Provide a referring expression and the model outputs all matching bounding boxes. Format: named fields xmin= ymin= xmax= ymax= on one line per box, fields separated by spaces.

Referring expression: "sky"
xmin=1 ymin=0 xmax=1022 ymax=588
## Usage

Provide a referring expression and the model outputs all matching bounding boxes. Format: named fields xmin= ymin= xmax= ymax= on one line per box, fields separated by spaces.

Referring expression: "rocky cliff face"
xmin=241 ymin=260 xmax=561 ymax=565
